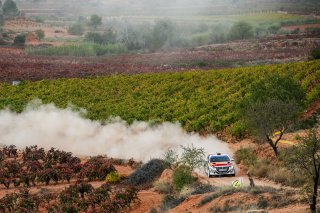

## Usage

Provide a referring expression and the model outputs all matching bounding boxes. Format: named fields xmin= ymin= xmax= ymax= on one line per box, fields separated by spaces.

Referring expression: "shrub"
xmin=35 ymin=29 xmax=45 ymax=40
xmin=172 ymin=165 xmax=193 ymax=192
xmin=159 ymin=194 xmax=186 ymax=212
xmin=180 ymin=144 xmax=205 ymax=171
xmin=248 ymin=158 xmax=306 ymax=187
xmin=248 ymin=159 xmax=270 ymax=178
xmin=191 ymin=183 xmax=216 ymax=195
xmin=105 ymin=171 xmax=121 ymax=183
xmin=85 ymin=30 xmax=117 ymax=44
xmin=81 ymin=156 xmax=116 ymax=181
xmin=163 ymin=148 xmax=178 ymax=169
xmin=127 ymin=159 xmax=165 ymax=186
xmin=13 ymin=33 xmax=26 ymax=46
xmin=310 ymin=47 xmax=320 ymax=60
xmin=154 ymin=181 xmax=173 ymax=194
xmin=305 ymin=27 xmax=320 ymax=34
xmin=68 ymin=24 xmax=84 ymax=35
xmin=234 ymin=147 xmax=257 ymax=167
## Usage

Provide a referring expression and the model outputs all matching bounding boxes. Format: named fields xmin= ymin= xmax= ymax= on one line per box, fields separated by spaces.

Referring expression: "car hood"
xmin=209 ymin=162 xmax=232 ymax=167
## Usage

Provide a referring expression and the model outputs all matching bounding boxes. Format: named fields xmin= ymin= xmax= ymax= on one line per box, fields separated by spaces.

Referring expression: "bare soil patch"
xmin=282 ymin=23 xmax=320 ymax=32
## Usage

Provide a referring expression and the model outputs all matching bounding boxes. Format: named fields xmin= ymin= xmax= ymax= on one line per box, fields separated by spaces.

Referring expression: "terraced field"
xmin=0 ymin=60 xmax=319 ymax=135
xmin=1 ymin=35 xmax=319 ymax=83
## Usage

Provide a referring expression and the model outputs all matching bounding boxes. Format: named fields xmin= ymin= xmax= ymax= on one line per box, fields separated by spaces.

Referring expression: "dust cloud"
xmin=0 ymin=101 xmax=231 ymax=161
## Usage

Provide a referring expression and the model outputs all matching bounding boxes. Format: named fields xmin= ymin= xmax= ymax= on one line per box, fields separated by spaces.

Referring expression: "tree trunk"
xmin=267 ymin=137 xmax=279 ymax=156
xmin=310 ymin=173 xmax=319 ymax=213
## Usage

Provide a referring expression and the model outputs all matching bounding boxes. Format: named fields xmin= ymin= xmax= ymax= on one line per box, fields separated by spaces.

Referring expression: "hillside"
xmin=0 ymin=60 xmax=319 ymax=135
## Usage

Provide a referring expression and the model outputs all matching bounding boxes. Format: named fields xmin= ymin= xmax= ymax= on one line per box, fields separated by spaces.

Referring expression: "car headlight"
xmin=229 ymin=166 xmax=234 ymax=171
xmin=209 ymin=166 xmax=217 ymax=172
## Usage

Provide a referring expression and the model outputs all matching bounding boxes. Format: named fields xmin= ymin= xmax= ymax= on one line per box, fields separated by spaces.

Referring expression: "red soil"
xmin=282 ymin=23 xmax=320 ymax=32
xmin=0 ymin=35 xmax=319 ymax=82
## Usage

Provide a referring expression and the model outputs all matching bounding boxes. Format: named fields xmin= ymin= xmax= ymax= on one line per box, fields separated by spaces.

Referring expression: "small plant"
xmin=153 ymin=181 xmax=173 ymax=194
xmin=105 ymin=171 xmax=121 ymax=183
xmin=163 ymin=148 xmax=178 ymax=169
xmin=172 ymin=165 xmax=193 ymax=192
xmin=191 ymin=183 xmax=216 ymax=195
xmin=35 ymin=29 xmax=45 ymax=40
xmin=159 ymin=194 xmax=186 ymax=212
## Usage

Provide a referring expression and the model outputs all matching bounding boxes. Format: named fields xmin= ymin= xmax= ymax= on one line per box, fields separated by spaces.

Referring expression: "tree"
xmin=13 ymin=33 xmax=25 ymax=46
xmin=151 ymin=19 xmax=175 ymax=50
xmin=2 ymin=0 xmax=19 ymax=17
xmin=0 ymin=9 xmax=4 ymax=25
xmin=88 ymin=14 xmax=102 ymax=29
xmin=229 ymin=21 xmax=253 ymax=40
xmin=285 ymin=130 xmax=320 ymax=213
xmin=242 ymin=73 xmax=305 ymax=156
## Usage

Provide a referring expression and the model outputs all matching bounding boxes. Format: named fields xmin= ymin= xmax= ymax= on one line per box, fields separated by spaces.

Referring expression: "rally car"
xmin=206 ymin=153 xmax=235 ymax=177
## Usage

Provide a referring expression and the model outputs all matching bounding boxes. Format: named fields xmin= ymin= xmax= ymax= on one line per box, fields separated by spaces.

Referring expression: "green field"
xmin=0 ymin=60 xmax=319 ymax=135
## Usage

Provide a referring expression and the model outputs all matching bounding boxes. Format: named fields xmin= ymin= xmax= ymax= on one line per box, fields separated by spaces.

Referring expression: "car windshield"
xmin=209 ymin=155 xmax=230 ymax=162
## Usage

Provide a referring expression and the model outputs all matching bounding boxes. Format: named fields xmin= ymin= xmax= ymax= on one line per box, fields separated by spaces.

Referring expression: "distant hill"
xmin=16 ymin=0 xmax=320 ymax=17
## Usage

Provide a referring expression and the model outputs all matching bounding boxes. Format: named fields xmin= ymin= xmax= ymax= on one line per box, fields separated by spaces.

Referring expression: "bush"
xmin=163 ymin=148 xmax=178 ymax=169
xmin=310 ymin=47 xmax=320 ymax=60
xmin=13 ymin=33 xmax=26 ymax=46
xmin=153 ymin=181 xmax=173 ymax=194
xmin=234 ymin=147 xmax=257 ymax=167
xmin=180 ymin=144 xmax=205 ymax=171
xmin=248 ymin=158 xmax=305 ymax=187
xmin=127 ymin=159 xmax=165 ymax=186
xmin=85 ymin=30 xmax=117 ymax=44
xmin=248 ymin=159 xmax=270 ymax=178
xmin=68 ymin=24 xmax=84 ymax=35
xmin=159 ymin=194 xmax=186 ymax=212
xmin=191 ymin=183 xmax=216 ymax=195
xmin=35 ymin=29 xmax=45 ymax=40
xmin=172 ymin=165 xmax=193 ymax=192
xmin=81 ymin=156 xmax=116 ymax=181
xmin=105 ymin=171 xmax=121 ymax=183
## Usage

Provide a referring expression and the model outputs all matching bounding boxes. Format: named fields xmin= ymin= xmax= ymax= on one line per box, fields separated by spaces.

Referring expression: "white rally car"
xmin=206 ymin=153 xmax=235 ymax=177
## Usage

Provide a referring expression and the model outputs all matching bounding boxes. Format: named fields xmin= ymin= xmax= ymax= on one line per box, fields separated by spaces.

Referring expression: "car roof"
xmin=208 ymin=154 xmax=229 ymax=157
